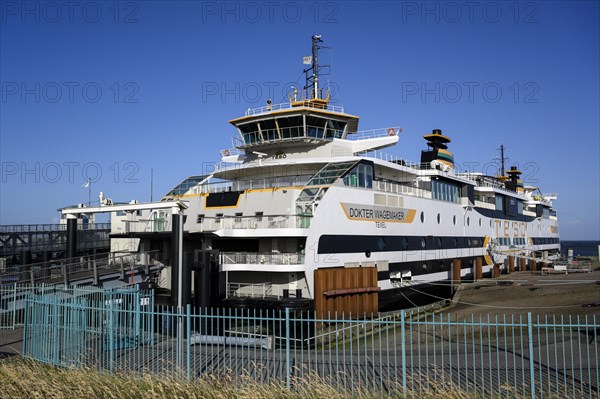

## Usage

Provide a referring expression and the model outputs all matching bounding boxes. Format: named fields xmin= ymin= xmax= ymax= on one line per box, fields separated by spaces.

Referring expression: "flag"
xmin=82 ymin=181 xmax=90 ymax=188
xmin=303 ymin=56 xmax=312 ymax=65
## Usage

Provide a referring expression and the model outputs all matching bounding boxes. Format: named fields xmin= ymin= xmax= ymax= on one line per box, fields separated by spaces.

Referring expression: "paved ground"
xmin=441 ymin=263 xmax=600 ymax=320
xmin=0 ymin=328 xmax=22 ymax=358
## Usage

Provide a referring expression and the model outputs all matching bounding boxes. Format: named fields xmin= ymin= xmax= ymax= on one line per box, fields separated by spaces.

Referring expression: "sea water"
xmin=560 ymin=240 xmax=600 ymax=257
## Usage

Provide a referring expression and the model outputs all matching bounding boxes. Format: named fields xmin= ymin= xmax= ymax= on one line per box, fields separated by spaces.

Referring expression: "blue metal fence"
xmin=21 ymin=293 xmax=599 ymax=398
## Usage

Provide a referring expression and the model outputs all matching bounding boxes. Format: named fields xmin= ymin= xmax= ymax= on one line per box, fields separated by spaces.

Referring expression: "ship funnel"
xmin=420 ymin=129 xmax=455 ymax=170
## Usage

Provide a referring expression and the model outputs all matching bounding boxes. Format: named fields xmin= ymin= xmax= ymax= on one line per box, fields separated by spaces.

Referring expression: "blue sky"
xmin=0 ymin=1 xmax=598 ymax=239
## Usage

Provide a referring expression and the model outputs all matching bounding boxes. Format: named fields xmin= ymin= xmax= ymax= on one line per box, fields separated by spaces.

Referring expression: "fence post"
xmin=401 ymin=310 xmax=407 ymax=397
xmin=109 ymin=288 xmax=115 ymax=372
xmin=186 ymin=304 xmax=191 ymax=381
xmin=22 ymin=292 xmax=29 ymax=355
xmin=52 ymin=296 xmax=59 ymax=365
xmin=12 ymin=283 xmax=17 ymax=328
xmin=285 ymin=307 xmax=291 ymax=389
xmin=527 ymin=312 xmax=535 ymax=399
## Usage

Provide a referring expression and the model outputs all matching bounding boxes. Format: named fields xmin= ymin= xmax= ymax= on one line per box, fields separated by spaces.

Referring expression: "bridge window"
xmin=306 ymin=116 xmax=326 ymax=139
xmin=432 ymin=180 xmax=459 ymax=203
xmin=325 ymin=119 xmax=346 ymax=139
xmin=343 ymin=163 xmax=373 ymax=188
xmin=495 ymin=195 xmax=504 ymax=211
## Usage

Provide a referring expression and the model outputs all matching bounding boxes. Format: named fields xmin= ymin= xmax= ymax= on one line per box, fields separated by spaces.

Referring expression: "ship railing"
xmin=220 ymin=252 xmax=305 ymax=265
xmin=474 ymin=200 xmax=496 ymax=210
xmin=225 ymin=282 xmax=275 ymax=299
xmin=195 ymin=175 xmax=312 ymax=194
xmin=199 ymin=214 xmax=312 ymax=231
xmin=347 ymin=127 xmax=402 ymax=141
xmin=244 ymin=102 xmax=345 ymax=116
xmin=356 ymin=149 xmax=421 ymax=170
xmin=357 ymin=149 xmax=461 ymax=174
xmin=219 ymin=148 xmax=242 ymax=158
xmin=456 ymin=173 xmax=504 ymax=189
xmin=373 ymin=179 xmax=431 ymax=199
xmin=0 ymin=223 xmax=110 ymax=233
xmin=456 ymin=173 xmax=527 ymax=197
xmin=120 ymin=218 xmax=171 ymax=233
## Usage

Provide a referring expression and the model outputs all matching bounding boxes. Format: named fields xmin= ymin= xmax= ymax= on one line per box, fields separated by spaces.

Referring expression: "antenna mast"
xmin=498 ymin=145 xmax=508 ymax=177
xmin=304 ymin=35 xmax=324 ymax=100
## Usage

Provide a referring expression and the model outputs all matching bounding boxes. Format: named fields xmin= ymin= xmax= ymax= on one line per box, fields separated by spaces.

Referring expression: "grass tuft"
xmin=0 ymin=358 xmax=595 ymax=399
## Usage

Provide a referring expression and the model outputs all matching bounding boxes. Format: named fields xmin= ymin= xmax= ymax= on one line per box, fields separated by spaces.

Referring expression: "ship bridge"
xmin=228 ymin=99 xmax=360 ymax=150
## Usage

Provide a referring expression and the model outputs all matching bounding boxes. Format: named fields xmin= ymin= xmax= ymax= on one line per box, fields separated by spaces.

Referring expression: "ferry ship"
xmin=112 ymin=36 xmax=560 ymax=314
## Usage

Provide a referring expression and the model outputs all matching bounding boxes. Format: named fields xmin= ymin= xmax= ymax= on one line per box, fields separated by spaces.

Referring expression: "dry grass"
xmin=0 ymin=358 xmax=594 ymax=399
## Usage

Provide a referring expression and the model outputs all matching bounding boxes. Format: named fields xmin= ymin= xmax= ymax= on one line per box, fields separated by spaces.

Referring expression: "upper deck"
xmin=241 ymin=101 xmax=346 ymax=118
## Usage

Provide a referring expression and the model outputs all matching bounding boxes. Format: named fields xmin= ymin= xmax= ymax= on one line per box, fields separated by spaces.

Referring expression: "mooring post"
xmin=171 ymin=211 xmax=184 ymax=372
xmin=62 ymin=261 xmax=69 ymax=286
xmin=20 ymin=250 xmax=31 ymax=283
xmin=93 ymin=259 xmax=99 ymax=286
xmin=120 ymin=257 xmax=125 ymax=280
xmin=452 ymin=259 xmax=461 ymax=292
xmin=42 ymin=250 xmax=52 ymax=281
xmin=66 ymin=215 xmax=77 ymax=271
xmin=475 ymin=257 xmax=483 ymax=280
xmin=144 ymin=251 xmax=150 ymax=276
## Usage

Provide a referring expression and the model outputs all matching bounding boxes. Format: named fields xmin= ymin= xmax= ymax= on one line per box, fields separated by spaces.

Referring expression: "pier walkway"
xmin=0 ymin=224 xmax=110 ymax=263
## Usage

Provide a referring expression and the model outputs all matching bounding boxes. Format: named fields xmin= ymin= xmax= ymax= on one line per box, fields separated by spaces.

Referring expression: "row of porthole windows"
xmin=420 ymin=211 xmax=482 ymax=227
xmin=418 ymin=212 xmax=550 ymax=230
xmin=376 ymin=236 xmax=483 ymax=251
xmin=413 ymin=236 xmax=480 ymax=250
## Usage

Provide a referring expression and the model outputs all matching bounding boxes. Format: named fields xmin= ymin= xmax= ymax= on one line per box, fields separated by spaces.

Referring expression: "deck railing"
xmin=0 ymin=223 xmax=110 ymax=233
xmin=244 ymin=101 xmax=345 ymax=116
xmin=200 ymin=215 xmax=312 ymax=231
xmin=347 ymin=126 xmax=402 ymax=141
xmin=195 ymin=175 xmax=313 ymax=194
xmin=220 ymin=252 xmax=305 ymax=265
xmin=225 ymin=282 xmax=274 ymax=299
